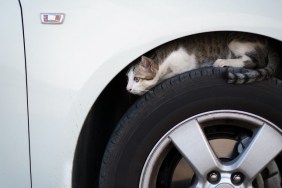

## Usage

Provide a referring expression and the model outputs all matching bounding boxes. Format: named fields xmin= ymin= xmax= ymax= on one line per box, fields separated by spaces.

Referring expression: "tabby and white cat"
xmin=126 ymin=32 xmax=279 ymax=95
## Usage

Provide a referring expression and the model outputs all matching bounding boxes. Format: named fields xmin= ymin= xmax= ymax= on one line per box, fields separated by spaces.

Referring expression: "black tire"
xmin=99 ymin=67 xmax=282 ymax=188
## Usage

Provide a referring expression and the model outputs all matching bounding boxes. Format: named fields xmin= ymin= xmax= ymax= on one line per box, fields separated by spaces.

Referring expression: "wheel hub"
xmin=206 ymin=171 xmax=244 ymax=187
xmin=139 ymin=110 xmax=282 ymax=188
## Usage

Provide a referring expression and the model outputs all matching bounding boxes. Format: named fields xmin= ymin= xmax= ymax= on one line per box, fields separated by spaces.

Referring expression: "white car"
xmin=1 ymin=0 xmax=282 ymax=188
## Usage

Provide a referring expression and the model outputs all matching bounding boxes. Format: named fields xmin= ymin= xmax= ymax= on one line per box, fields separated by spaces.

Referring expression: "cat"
xmin=126 ymin=32 xmax=280 ymax=95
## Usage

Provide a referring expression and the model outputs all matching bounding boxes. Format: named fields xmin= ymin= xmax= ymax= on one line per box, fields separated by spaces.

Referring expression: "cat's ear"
xmin=141 ymin=56 xmax=153 ymax=68
xmin=141 ymin=56 xmax=158 ymax=71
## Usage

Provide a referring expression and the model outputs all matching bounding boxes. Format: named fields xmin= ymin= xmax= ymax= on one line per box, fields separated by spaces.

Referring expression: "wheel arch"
xmin=72 ymin=29 xmax=282 ymax=188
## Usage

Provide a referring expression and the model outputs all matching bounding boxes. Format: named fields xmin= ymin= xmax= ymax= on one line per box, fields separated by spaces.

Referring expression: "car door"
xmin=0 ymin=1 xmax=31 ymax=187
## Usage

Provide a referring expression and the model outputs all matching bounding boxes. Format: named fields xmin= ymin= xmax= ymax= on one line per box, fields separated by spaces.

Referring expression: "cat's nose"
xmin=127 ymin=87 xmax=132 ymax=92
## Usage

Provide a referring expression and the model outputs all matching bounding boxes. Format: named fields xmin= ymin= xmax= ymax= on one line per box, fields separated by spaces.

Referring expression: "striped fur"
xmin=126 ymin=32 xmax=280 ymax=95
xmin=227 ymin=47 xmax=280 ymax=84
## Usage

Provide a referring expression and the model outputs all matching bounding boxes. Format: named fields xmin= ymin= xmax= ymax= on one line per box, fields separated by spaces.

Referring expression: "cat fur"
xmin=126 ymin=32 xmax=280 ymax=95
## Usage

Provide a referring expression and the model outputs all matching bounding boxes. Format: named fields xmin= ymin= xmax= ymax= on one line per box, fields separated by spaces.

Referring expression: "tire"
xmin=99 ymin=67 xmax=282 ymax=188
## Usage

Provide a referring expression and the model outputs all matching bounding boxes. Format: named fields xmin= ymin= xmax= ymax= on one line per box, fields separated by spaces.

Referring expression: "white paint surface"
xmin=16 ymin=0 xmax=282 ymax=187
xmin=0 ymin=1 xmax=30 ymax=187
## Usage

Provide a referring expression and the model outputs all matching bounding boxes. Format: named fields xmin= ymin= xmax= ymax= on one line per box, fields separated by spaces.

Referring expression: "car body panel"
xmin=17 ymin=0 xmax=282 ymax=187
xmin=0 ymin=1 xmax=31 ymax=187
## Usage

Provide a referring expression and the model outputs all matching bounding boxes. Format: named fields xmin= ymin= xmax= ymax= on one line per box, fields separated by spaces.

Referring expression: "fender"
xmin=19 ymin=0 xmax=282 ymax=187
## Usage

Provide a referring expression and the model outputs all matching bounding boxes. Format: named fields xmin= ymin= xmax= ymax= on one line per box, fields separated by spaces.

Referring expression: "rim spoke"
xmin=233 ymin=124 xmax=282 ymax=180
xmin=168 ymin=119 xmax=221 ymax=180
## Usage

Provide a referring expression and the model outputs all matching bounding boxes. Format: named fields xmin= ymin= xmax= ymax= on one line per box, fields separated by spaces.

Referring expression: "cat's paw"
xmin=213 ymin=59 xmax=228 ymax=67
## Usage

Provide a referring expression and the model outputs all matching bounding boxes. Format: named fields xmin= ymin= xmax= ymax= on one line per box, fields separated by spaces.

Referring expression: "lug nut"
xmin=207 ymin=171 xmax=220 ymax=184
xmin=231 ymin=172 xmax=244 ymax=185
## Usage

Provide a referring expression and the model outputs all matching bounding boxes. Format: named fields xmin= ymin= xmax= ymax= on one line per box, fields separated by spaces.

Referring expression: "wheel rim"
xmin=139 ymin=110 xmax=282 ymax=188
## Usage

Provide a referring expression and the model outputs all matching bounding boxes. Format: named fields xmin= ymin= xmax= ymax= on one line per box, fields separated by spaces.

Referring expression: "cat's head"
xmin=126 ymin=56 xmax=159 ymax=95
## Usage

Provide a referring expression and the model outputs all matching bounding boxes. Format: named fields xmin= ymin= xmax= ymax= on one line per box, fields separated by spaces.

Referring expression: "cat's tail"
xmin=227 ymin=47 xmax=280 ymax=84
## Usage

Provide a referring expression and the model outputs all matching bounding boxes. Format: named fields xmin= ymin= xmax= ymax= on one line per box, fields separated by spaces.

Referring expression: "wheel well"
xmin=72 ymin=31 xmax=282 ymax=188
xmin=72 ymin=66 xmax=140 ymax=188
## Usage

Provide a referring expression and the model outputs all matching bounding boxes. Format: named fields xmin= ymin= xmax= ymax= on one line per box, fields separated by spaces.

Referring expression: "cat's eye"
xmin=134 ymin=77 xmax=140 ymax=82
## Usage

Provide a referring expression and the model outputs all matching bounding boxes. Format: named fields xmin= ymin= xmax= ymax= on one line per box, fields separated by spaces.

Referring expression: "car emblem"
xmin=40 ymin=13 xmax=65 ymax=24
